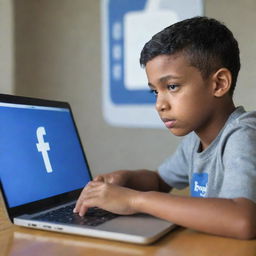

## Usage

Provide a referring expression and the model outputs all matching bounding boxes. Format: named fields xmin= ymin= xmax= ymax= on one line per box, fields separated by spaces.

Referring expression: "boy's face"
xmin=145 ymin=53 xmax=216 ymax=137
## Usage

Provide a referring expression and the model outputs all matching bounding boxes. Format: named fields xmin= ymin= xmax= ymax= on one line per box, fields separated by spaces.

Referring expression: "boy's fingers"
xmin=73 ymin=186 xmax=88 ymax=213
xmin=78 ymin=204 xmax=89 ymax=216
xmin=94 ymin=175 xmax=115 ymax=184
xmin=78 ymin=197 xmax=97 ymax=216
xmin=73 ymin=182 xmax=101 ymax=213
xmin=74 ymin=195 xmax=89 ymax=214
xmin=73 ymin=195 xmax=83 ymax=213
xmin=94 ymin=175 xmax=104 ymax=182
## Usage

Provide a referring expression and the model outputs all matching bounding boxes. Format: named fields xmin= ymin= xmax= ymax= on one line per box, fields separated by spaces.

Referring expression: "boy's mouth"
xmin=161 ymin=118 xmax=177 ymax=129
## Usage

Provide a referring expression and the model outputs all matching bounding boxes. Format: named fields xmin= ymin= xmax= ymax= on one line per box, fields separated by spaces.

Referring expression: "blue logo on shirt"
xmin=191 ymin=173 xmax=208 ymax=197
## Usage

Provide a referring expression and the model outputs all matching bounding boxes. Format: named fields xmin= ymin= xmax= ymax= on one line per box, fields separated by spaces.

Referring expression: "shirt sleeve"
xmin=158 ymin=134 xmax=193 ymax=189
xmin=220 ymin=125 xmax=256 ymax=203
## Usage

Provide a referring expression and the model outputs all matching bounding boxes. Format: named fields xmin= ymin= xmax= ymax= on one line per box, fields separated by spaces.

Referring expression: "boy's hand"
xmin=73 ymin=181 xmax=140 ymax=216
xmin=93 ymin=170 xmax=130 ymax=187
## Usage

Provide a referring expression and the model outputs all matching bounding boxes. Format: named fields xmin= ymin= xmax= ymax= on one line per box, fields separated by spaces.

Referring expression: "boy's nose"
xmin=155 ymin=94 xmax=170 ymax=112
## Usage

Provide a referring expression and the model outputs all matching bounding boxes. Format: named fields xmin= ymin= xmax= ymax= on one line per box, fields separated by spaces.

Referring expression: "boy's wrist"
xmin=130 ymin=191 xmax=152 ymax=213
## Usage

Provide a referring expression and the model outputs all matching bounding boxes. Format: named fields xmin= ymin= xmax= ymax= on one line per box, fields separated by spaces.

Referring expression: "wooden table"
xmin=1 ymin=199 xmax=256 ymax=256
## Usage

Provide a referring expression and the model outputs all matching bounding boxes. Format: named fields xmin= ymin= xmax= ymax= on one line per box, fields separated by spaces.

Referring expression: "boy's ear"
xmin=211 ymin=68 xmax=232 ymax=97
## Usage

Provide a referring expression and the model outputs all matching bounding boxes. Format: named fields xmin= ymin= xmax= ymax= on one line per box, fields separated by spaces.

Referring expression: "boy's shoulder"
xmin=221 ymin=106 xmax=256 ymax=153
xmin=224 ymin=106 xmax=256 ymax=134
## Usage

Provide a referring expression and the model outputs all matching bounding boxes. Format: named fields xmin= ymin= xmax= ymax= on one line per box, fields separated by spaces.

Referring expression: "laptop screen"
xmin=0 ymin=100 xmax=91 ymax=208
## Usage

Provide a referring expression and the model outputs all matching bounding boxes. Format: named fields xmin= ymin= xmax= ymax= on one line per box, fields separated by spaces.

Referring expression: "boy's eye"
xmin=149 ymin=89 xmax=158 ymax=96
xmin=167 ymin=84 xmax=179 ymax=91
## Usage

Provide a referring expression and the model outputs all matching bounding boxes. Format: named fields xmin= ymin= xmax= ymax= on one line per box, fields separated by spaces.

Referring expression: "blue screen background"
xmin=0 ymin=105 xmax=91 ymax=207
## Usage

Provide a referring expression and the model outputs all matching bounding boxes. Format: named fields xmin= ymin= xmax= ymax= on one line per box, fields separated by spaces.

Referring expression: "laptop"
xmin=0 ymin=93 xmax=175 ymax=244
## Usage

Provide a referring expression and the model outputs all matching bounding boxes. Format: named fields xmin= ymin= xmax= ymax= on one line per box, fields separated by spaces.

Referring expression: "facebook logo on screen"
xmin=0 ymin=104 xmax=91 ymax=207
xmin=36 ymin=126 xmax=54 ymax=173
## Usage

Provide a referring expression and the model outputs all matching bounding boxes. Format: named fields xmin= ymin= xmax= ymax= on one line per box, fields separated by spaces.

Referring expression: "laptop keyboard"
xmin=32 ymin=204 xmax=118 ymax=227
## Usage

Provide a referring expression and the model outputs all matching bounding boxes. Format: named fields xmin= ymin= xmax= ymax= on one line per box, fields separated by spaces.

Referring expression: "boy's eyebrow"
xmin=148 ymin=74 xmax=182 ymax=88
xmin=159 ymin=74 xmax=182 ymax=82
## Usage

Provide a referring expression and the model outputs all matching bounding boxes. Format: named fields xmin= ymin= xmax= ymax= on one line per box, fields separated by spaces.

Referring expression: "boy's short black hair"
xmin=140 ymin=16 xmax=240 ymax=96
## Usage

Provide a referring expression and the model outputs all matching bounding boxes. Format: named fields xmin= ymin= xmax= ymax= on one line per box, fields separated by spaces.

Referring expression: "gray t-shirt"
xmin=158 ymin=106 xmax=256 ymax=203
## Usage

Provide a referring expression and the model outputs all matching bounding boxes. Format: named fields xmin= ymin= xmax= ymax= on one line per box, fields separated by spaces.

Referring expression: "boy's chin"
xmin=168 ymin=128 xmax=191 ymax=137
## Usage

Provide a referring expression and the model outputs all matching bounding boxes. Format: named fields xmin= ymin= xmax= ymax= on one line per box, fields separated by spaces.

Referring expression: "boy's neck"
xmin=197 ymin=100 xmax=236 ymax=151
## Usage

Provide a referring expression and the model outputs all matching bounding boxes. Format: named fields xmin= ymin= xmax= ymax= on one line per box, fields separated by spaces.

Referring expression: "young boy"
xmin=74 ymin=16 xmax=256 ymax=239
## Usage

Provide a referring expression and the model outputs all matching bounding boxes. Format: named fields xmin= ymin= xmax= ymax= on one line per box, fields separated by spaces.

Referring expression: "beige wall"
xmin=206 ymin=0 xmax=256 ymax=111
xmin=11 ymin=0 xmax=256 ymax=180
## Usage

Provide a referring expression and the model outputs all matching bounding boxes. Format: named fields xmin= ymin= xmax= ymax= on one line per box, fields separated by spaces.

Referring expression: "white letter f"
xmin=36 ymin=127 xmax=54 ymax=173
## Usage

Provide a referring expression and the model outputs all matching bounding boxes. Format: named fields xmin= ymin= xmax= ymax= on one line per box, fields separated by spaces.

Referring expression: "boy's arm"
xmin=74 ymin=181 xmax=256 ymax=240
xmin=136 ymin=191 xmax=256 ymax=239
xmin=125 ymin=169 xmax=172 ymax=192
